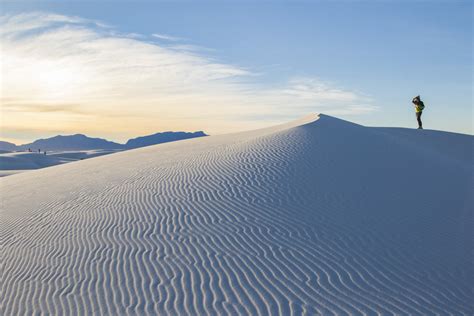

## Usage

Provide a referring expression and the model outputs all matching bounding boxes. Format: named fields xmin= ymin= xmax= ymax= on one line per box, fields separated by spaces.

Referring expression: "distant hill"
xmin=18 ymin=134 xmax=124 ymax=151
xmin=0 ymin=141 xmax=18 ymax=152
xmin=1 ymin=131 xmax=208 ymax=152
xmin=1 ymin=131 xmax=208 ymax=175
xmin=125 ymin=131 xmax=208 ymax=149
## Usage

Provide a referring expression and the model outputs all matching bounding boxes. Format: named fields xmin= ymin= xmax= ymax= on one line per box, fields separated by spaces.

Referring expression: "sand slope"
xmin=1 ymin=114 xmax=473 ymax=315
xmin=0 ymin=149 xmax=121 ymax=177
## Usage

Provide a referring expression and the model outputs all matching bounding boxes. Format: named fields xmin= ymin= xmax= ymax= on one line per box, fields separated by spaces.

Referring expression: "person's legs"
xmin=416 ymin=112 xmax=423 ymax=129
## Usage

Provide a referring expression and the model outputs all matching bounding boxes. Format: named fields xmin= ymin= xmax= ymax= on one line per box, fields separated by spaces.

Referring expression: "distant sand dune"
xmin=0 ymin=149 xmax=121 ymax=175
xmin=1 ymin=114 xmax=473 ymax=315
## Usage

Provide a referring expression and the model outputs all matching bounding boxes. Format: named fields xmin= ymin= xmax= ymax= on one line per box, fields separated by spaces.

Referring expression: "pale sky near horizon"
xmin=1 ymin=1 xmax=472 ymax=144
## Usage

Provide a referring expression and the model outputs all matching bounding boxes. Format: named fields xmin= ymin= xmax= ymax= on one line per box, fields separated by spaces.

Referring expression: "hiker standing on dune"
xmin=412 ymin=95 xmax=425 ymax=129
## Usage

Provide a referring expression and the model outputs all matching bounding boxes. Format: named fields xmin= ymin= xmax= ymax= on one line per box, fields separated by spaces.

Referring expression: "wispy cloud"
xmin=1 ymin=12 xmax=376 ymax=142
xmin=281 ymin=78 xmax=361 ymax=101
xmin=2 ymin=102 xmax=87 ymax=114
xmin=152 ymin=33 xmax=183 ymax=41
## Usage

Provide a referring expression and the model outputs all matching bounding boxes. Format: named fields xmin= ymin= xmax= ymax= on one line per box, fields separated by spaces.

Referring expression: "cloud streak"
xmin=1 ymin=12 xmax=376 ymax=142
xmin=152 ymin=33 xmax=183 ymax=41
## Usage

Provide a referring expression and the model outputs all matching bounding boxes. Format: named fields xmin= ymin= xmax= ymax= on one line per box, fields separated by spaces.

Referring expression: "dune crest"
xmin=1 ymin=114 xmax=472 ymax=315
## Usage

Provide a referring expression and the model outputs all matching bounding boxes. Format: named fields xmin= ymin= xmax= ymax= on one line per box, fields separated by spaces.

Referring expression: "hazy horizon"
xmin=1 ymin=130 xmax=208 ymax=147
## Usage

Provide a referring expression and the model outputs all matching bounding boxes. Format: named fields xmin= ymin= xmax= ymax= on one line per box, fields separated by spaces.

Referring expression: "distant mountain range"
xmin=17 ymin=134 xmax=124 ymax=151
xmin=0 ymin=141 xmax=18 ymax=152
xmin=1 ymin=131 xmax=208 ymax=151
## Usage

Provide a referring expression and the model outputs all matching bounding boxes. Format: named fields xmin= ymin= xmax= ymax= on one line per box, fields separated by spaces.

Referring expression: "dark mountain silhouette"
xmin=1 ymin=131 xmax=208 ymax=152
xmin=19 ymin=134 xmax=124 ymax=151
xmin=0 ymin=141 xmax=18 ymax=152
xmin=125 ymin=131 xmax=208 ymax=149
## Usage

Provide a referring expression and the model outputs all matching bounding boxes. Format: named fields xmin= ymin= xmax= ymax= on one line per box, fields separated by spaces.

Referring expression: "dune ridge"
xmin=1 ymin=114 xmax=472 ymax=315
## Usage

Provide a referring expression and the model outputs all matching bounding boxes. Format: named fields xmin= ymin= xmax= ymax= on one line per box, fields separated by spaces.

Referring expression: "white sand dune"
xmin=0 ymin=149 xmax=121 ymax=176
xmin=1 ymin=114 xmax=472 ymax=315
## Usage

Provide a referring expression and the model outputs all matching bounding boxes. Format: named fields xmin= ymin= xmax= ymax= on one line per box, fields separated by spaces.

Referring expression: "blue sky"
xmin=1 ymin=1 xmax=472 ymax=143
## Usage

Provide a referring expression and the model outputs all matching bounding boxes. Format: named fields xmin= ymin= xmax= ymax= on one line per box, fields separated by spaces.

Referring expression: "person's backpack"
xmin=418 ymin=101 xmax=425 ymax=111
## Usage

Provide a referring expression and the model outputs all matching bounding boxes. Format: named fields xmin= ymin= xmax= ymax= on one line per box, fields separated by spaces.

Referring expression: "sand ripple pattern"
xmin=1 ymin=115 xmax=473 ymax=315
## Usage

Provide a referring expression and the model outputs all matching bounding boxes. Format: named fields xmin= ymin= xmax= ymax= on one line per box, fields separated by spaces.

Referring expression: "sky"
xmin=1 ymin=1 xmax=472 ymax=144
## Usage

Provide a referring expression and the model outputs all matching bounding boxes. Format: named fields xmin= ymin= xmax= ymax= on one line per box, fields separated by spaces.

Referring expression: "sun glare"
xmin=36 ymin=64 xmax=86 ymax=100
